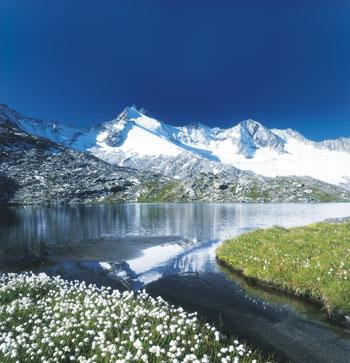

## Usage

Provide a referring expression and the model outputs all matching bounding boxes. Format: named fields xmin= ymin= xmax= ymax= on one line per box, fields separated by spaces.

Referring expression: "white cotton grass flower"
xmin=0 ymin=272 xmax=263 ymax=362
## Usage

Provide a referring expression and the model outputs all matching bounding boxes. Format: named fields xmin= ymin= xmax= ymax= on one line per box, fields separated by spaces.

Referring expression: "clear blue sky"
xmin=0 ymin=0 xmax=349 ymax=140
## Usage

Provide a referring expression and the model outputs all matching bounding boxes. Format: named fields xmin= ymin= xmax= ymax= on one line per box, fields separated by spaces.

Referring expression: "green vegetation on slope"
xmin=216 ymin=221 xmax=350 ymax=317
xmin=245 ymin=182 xmax=271 ymax=201
xmin=138 ymin=180 xmax=183 ymax=202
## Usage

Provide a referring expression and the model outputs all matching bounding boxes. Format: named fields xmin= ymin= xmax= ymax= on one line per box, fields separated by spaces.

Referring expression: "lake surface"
xmin=1 ymin=203 xmax=350 ymax=362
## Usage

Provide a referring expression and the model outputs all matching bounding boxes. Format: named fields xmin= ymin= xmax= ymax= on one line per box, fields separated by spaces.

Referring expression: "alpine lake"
xmin=1 ymin=202 xmax=350 ymax=363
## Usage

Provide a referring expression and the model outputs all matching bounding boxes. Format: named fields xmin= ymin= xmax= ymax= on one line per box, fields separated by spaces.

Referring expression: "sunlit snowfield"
xmin=1 ymin=203 xmax=350 ymax=362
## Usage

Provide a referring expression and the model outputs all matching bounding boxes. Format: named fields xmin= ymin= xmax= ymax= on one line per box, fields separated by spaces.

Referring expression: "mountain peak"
xmin=4 ymin=102 xmax=350 ymax=188
xmin=118 ymin=105 xmax=143 ymax=120
xmin=271 ymin=128 xmax=308 ymax=143
xmin=238 ymin=119 xmax=265 ymax=134
xmin=237 ymin=118 xmax=286 ymax=158
xmin=240 ymin=118 xmax=261 ymax=127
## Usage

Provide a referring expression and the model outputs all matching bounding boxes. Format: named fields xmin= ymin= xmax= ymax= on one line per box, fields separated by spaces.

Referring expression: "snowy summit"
xmin=2 ymin=104 xmax=350 ymax=189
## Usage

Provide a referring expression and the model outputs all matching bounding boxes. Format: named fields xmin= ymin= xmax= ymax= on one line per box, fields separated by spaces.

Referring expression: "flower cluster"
xmin=0 ymin=273 xmax=262 ymax=363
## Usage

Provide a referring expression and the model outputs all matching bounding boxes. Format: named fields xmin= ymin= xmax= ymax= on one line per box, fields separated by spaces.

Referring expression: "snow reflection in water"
xmin=2 ymin=203 xmax=350 ymax=362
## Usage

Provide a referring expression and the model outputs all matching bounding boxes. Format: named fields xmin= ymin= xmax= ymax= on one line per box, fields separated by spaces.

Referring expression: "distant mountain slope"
xmin=3 ymin=103 xmax=349 ymax=189
xmin=1 ymin=103 xmax=350 ymax=204
xmin=0 ymin=111 xmax=177 ymax=204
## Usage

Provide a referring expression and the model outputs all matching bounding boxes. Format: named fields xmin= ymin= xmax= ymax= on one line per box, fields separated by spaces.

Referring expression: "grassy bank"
xmin=216 ymin=221 xmax=350 ymax=318
xmin=0 ymin=273 xmax=266 ymax=363
xmin=138 ymin=180 xmax=184 ymax=202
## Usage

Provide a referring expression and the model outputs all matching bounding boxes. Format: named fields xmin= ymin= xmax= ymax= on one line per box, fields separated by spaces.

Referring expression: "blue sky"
xmin=0 ymin=0 xmax=349 ymax=140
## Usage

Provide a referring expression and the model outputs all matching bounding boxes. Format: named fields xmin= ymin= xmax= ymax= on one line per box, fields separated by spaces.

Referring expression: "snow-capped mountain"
xmin=2 ymin=103 xmax=350 ymax=188
xmin=0 ymin=109 xmax=181 ymax=204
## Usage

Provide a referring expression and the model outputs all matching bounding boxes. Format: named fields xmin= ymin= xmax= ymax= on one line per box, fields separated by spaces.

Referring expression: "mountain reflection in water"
xmin=1 ymin=203 xmax=350 ymax=362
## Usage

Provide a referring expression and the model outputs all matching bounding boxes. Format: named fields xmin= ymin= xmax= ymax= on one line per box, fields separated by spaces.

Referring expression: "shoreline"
xmin=216 ymin=220 xmax=350 ymax=327
xmin=3 ymin=200 xmax=350 ymax=207
xmin=216 ymin=258 xmax=350 ymax=327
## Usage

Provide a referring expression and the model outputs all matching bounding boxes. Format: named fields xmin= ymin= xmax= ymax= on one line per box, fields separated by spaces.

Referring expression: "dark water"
xmin=1 ymin=203 xmax=350 ymax=362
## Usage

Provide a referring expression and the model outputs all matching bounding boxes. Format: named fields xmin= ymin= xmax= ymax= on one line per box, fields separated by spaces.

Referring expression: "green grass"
xmin=216 ymin=221 xmax=350 ymax=317
xmin=308 ymin=188 xmax=340 ymax=202
xmin=138 ymin=180 xmax=183 ymax=202
xmin=246 ymin=183 xmax=261 ymax=200
xmin=246 ymin=183 xmax=271 ymax=201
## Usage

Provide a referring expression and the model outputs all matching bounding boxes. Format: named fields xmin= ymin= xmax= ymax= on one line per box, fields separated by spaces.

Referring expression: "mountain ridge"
xmin=1 ymin=104 xmax=350 ymax=204
xmin=3 ymin=103 xmax=349 ymax=151
xmin=1 ymin=103 xmax=350 ymax=190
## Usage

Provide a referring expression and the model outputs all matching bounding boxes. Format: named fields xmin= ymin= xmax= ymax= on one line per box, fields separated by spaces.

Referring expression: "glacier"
xmin=2 ymin=103 xmax=350 ymax=188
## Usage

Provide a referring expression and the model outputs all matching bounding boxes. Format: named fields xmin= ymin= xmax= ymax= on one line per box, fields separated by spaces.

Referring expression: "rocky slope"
xmin=0 ymin=114 xmax=175 ymax=204
xmin=4 ymin=103 xmax=349 ymax=189
xmin=1 ymin=104 xmax=350 ymax=204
